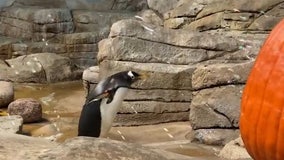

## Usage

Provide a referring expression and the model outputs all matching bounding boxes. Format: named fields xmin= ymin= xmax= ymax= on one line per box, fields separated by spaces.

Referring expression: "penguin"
xmin=78 ymin=70 xmax=146 ymax=137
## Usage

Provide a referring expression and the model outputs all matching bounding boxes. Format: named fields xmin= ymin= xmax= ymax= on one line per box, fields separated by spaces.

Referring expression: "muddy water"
xmin=14 ymin=81 xmax=221 ymax=159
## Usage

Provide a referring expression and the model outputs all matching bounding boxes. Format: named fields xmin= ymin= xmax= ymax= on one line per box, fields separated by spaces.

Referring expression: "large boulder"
xmin=5 ymin=53 xmax=80 ymax=83
xmin=0 ymin=81 xmax=14 ymax=108
xmin=8 ymin=98 xmax=42 ymax=123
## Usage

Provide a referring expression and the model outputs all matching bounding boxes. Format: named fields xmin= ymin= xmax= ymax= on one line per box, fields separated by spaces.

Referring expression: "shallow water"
xmin=13 ymin=81 xmax=221 ymax=159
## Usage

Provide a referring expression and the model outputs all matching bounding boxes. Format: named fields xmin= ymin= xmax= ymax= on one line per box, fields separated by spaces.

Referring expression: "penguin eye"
xmin=127 ymin=71 xmax=135 ymax=79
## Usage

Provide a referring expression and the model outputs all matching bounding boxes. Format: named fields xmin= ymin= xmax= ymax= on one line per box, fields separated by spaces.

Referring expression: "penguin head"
xmin=86 ymin=70 xmax=147 ymax=102
xmin=111 ymin=70 xmax=143 ymax=87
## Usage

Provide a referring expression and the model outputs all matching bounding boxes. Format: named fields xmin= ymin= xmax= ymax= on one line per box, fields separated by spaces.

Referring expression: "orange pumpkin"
xmin=240 ymin=19 xmax=284 ymax=160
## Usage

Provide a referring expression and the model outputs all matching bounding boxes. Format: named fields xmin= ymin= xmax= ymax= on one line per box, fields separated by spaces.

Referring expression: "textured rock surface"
xmin=219 ymin=137 xmax=252 ymax=159
xmin=73 ymin=10 xmax=135 ymax=33
xmin=192 ymin=61 xmax=253 ymax=90
xmin=5 ymin=53 xmax=80 ymax=83
xmin=8 ymin=98 xmax=42 ymax=123
xmin=188 ymin=129 xmax=240 ymax=146
xmin=189 ymin=85 xmax=244 ymax=129
xmin=0 ymin=115 xmax=23 ymax=133
xmin=109 ymin=19 xmax=242 ymax=52
xmin=0 ymin=81 xmax=14 ymax=108
xmin=0 ymin=132 xmax=57 ymax=160
xmin=37 ymin=137 xmax=191 ymax=160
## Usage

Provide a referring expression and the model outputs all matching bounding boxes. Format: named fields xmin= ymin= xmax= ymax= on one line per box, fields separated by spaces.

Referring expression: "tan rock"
xmin=164 ymin=1 xmax=204 ymax=19
xmin=99 ymin=60 xmax=195 ymax=90
xmin=73 ymin=10 xmax=134 ymax=33
xmin=109 ymin=19 xmax=241 ymax=51
xmin=63 ymin=32 xmax=105 ymax=45
xmin=188 ymin=129 xmax=240 ymax=145
xmin=98 ymin=36 xmax=208 ymax=65
xmin=125 ymin=89 xmax=192 ymax=102
xmin=219 ymin=137 xmax=252 ymax=159
xmin=136 ymin=9 xmax=163 ymax=26
xmin=119 ymin=101 xmax=190 ymax=114
xmin=192 ymin=61 xmax=253 ymax=90
xmin=115 ymin=112 xmax=189 ymax=126
xmin=147 ymin=0 xmax=180 ymax=14
xmin=185 ymin=12 xmax=224 ymax=31
xmin=0 ymin=115 xmax=22 ymax=133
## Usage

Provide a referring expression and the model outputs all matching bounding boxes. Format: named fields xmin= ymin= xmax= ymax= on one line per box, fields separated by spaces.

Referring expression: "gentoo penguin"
xmin=78 ymin=70 xmax=146 ymax=137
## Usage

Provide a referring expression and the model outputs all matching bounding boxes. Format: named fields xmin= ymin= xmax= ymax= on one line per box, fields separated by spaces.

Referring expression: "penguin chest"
xmin=99 ymin=87 xmax=128 ymax=137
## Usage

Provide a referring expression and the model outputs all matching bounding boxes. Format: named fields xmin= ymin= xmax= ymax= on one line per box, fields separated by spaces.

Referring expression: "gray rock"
xmin=184 ymin=12 xmax=224 ymax=31
xmin=163 ymin=1 xmax=204 ymax=19
xmin=248 ymin=15 xmax=283 ymax=31
xmin=99 ymin=60 xmax=195 ymax=90
xmin=99 ymin=36 xmax=211 ymax=65
xmin=0 ymin=81 xmax=14 ymax=108
xmin=0 ymin=132 xmax=57 ymax=160
xmin=66 ymin=0 xmax=115 ymax=10
xmin=0 ymin=0 xmax=14 ymax=8
xmin=73 ymin=10 xmax=135 ymax=33
xmin=115 ymin=112 xmax=189 ymax=126
xmin=188 ymin=129 xmax=240 ymax=145
xmin=82 ymin=66 xmax=99 ymax=95
xmin=192 ymin=61 xmax=253 ymax=90
xmin=249 ymin=3 xmax=284 ymax=31
xmin=8 ymin=98 xmax=42 ymax=123
xmin=164 ymin=17 xmax=196 ymax=29
xmin=119 ymin=101 xmax=190 ymax=114
xmin=0 ymin=115 xmax=23 ymax=133
xmin=222 ymin=12 xmax=254 ymax=30
xmin=38 ymin=137 xmax=191 ymax=160
xmin=197 ymin=0 xmax=283 ymax=19
xmin=6 ymin=53 xmax=80 ymax=83
xmin=0 ymin=8 xmax=74 ymax=39
xmin=125 ymin=89 xmax=192 ymax=102
xmin=82 ymin=66 xmax=100 ymax=84
xmin=109 ymin=19 xmax=241 ymax=51
xmin=219 ymin=137 xmax=252 ymax=159
xmin=14 ymin=0 xmax=67 ymax=8
xmin=136 ymin=9 xmax=163 ymax=26
xmin=147 ymin=0 xmax=180 ymax=14
xmin=27 ymin=42 xmax=66 ymax=54
xmin=189 ymin=85 xmax=244 ymax=129
xmin=63 ymin=32 xmax=105 ymax=45
xmin=111 ymin=0 xmax=148 ymax=11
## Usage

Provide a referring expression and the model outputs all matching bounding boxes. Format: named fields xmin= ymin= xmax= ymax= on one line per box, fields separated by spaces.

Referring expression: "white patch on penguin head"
xmin=127 ymin=71 xmax=135 ymax=79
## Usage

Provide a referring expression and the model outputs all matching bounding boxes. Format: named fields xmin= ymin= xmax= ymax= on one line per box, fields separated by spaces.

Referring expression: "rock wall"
xmin=96 ymin=0 xmax=284 ymax=143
